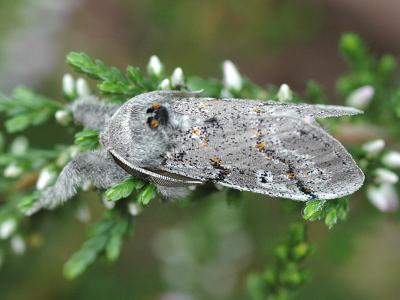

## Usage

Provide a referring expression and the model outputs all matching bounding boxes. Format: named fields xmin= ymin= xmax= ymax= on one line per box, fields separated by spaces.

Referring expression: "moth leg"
xmin=68 ymin=96 xmax=121 ymax=130
xmin=26 ymin=150 xmax=129 ymax=215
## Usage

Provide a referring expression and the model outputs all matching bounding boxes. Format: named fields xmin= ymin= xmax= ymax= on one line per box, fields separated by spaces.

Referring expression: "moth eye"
xmin=147 ymin=117 xmax=160 ymax=129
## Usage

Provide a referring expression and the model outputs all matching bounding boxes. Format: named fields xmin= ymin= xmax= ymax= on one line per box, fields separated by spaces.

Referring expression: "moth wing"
xmin=159 ymin=100 xmax=364 ymax=200
xmin=170 ymin=97 xmax=361 ymax=120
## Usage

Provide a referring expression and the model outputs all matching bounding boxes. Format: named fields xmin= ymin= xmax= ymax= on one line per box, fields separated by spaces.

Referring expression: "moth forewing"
xmin=157 ymin=96 xmax=364 ymax=200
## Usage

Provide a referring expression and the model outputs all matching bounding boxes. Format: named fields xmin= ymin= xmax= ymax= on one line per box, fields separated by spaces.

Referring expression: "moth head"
xmin=103 ymin=91 xmax=177 ymax=164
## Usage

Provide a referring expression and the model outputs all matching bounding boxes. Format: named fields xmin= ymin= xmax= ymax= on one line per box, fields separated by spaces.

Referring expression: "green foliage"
xmin=74 ymin=129 xmax=99 ymax=151
xmin=338 ymin=33 xmax=400 ymax=135
xmin=66 ymin=52 xmax=156 ymax=99
xmin=105 ymin=178 xmax=144 ymax=202
xmin=63 ymin=210 xmax=131 ymax=279
xmin=303 ymin=198 xmax=349 ymax=229
xmin=137 ymin=185 xmax=157 ymax=205
xmin=0 ymin=87 xmax=61 ymax=133
xmin=247 ymin=222 xmax=313 ymax=300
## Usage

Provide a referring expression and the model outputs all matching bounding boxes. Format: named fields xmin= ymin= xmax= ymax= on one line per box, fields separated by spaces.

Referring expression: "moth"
xmin=28 ymin=91 xmax=364 ymax=214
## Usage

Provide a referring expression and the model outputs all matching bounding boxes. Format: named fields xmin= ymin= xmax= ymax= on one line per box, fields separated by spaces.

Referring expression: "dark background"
xmin=0 ymin=1 xmax=400 ymax=299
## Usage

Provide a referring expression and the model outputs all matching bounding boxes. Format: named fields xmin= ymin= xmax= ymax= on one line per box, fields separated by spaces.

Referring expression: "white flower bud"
xmin=0 ymin=218 xmax=17 ymax=239
xmin=361 ymin=139 xmax=385 ymax=156
xmin=159 ymin=78 xmax=171 ymax=90
xmin=4 ymin=164 xmax=23 ymax=178
xmin=171 ymin=67 xmax=185 ymax=88
xmin=188 ymin=185 xmax=197 ymax=191
xmin=128 ymin=202 xmax=142 ymax=216
xmin=148 ymin=55 xmax=164 ymax=77
xmin=10 ymin=235 xmax=26 ymax=255
xmin=75 ymin=205 xmax=91 ymax=223
xmin=36 ymin=167 xmax=57 ymax=191
xmin=367 ymin=184 xmax=398 ymax=212
xmin=223 ymin=60 xmax=242 ymax=91
xmin=82 ymin=180 xmax=93 ymax=192
xmin=220 ymin=88 xmax=232 ymax=98
xmin=102 ymin=196 xmax=115 ymax=209
xmin=375 ymin=168 xmax=398 ymax=184
xmin=55 ymin=110 xmax=72 ymax=126
xmin=62 ymin=73 xmax=75 ymax=98
xmin=10 ymin=136 xmax=28 ymax=155
xmin=346 ymin=86 xmax=374 ymax=109
xmin=277 ymin=84 xmax=293 ymax=102
xmin=382 ymin=151 xmax=400 ymax=168
xmin=76 ymin=78 xmax=91 ymax=97
xmin=69 ymin=146 xmax=80 ymax=158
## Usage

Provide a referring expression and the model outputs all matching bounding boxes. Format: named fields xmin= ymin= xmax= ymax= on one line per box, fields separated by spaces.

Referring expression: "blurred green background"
xmin=1 ymin=0 xmax=400 ymax=299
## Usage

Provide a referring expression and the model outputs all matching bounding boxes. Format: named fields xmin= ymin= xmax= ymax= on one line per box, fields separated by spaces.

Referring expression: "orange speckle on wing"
xmin=287 ymin=171 xmax=296 ymax=180
xmin=210 ymin=157 xmax=222 ymax=165
xmin=253 ymin=106 xmax=261 ymax=113
xmin=255 ymin=141 xmax=266 ymax=151
xmin=302 ymin=187 xmax=313 ymax=194
xmin=192 ymin=128 xmax=201 ymax=137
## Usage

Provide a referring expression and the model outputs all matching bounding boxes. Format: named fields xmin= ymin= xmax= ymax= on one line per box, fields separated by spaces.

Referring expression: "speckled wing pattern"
xmin=158 ymin=98 xmax=364 ymax=201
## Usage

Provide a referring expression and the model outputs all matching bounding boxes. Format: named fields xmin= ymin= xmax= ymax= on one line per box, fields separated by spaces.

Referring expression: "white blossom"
xmin=277 ymin=83 xmax=293 ymax=102
xmin=367 ymin=184 xmax=398 ymax=212
xmin=171 ymin=67 xmax=185 ymax=88
xmin=4 ymin=164 xmax=23 ymax=178
xmin=102 ymin=196 xmax=115 ymax=209
xmin=223 ymin=60 xmax=242 ymax=91
xmin=361 ymin=139 xmax=385 ymax=156
xmin=160 ymin=292 xmax=195 ymax=300
xmin=10 ymin=136 xmax=28 ymax=155
xmin=55 ymin=110 xmax=72 ymax=126
xmin=82 ymin=180 xmax=92 ymax=192
xmin=10 ymin=235 xmax=26 ymax=255
xmin=346 ymin=85 xmax=374 ymax=109
xmin=382 ymin=151 xmax=400 ymax=168
xmin=128 ymin=202 xmax=142 ymax=216
xmin=69 ymin=145 xmax=80 ymax=158
xmin=220 ymin=88 xmax=232 ymax=98
xmin=148 ymin=55 xmax=164 ymax=77
xmin=62 ymin=73 xmax=75 ymax=98
xmin=160 ymin=78 xmax=171 ymax=90
xmin=375 ymin=168 xmax=399 ymax=184
xmin=36 ymin=167 xmax=57 ymax=190
xmin=0 ymin=218 xmax=17 ymax=239
xmin=75 ymin=205 xmax=91 ymax=223
xmin=76 ymin=78 xmax=91 ymax=97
